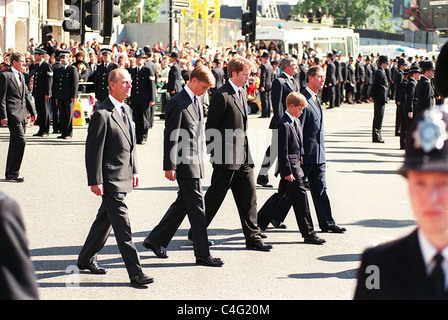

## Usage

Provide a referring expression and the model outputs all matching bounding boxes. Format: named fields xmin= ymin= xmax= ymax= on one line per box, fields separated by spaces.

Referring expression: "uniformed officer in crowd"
xmin=398 ymin=69 xmax=410 ymax=149
xmin=53 ymin=51 xmax=79 ymax=139
xmin=333 ymin=50 xmax=343 ymax=107
xmin=93 ymin=48 xmax=119 ymax=105
xmin=129 ymin=48 xmax=157 ymax=144
xmin=50 ymin=49 xmax=63 ymax=134
xmin=355 ymin=54 xmax=365 ymax=104
xmin=210 ymin=57 xmax=225 ymax=97
xmin=415 ymin=60 xmax=435 ymax=116
xmin=324 ymin=52 xmax=337 ymax=109
xmin=394 ymin=57 xmax=408 ymax=139
xmin=167 ymin=51 xmax=184 ymax=98
xmin=30 ymin=47 xmax=53 ymax=137
xmin=363 ymin=56 xmax=374 ymax=102
xmin=370 ymin=55 xmax=389 ymax=143
xmin=258 ymin=51 xmax=274 ymax=118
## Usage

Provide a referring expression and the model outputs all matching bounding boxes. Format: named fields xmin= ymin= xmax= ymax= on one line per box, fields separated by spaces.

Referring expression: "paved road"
xmin=0 ymin=101 xmax=416 ymax=301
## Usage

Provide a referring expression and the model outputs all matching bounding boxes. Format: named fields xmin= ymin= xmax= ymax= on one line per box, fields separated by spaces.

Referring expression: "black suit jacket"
xmin=85 ymin=96 xmax=138 ymax=193
xmin=276 ymin=113 xmax=304 ymax=180
xmin=130 ymin=65 xmax=157 ymax=105
xmin=206 ymin=81 xmax=253 ymax=170
xmin=211 ymin=66 xmax=225 ymax=93
xmin=163 ymin=88 xmax=204 ymax=179
xmin=325 ymin=61 xmax=337 ymax=86
xmin=167 ymin=62 xmax=184 ymax=94
xmin=30 ymin=61 xmax=53 ymax=98
xmin=300 ymin=89 xmax=326 ymax=164
xmin=53 ymin=64 xmax=79 ymax=100
xmin=93 ymin=62 xmax=119 ymax=102
xmin=415 ymin=76 xmax=434 ymax=115
xmin=404 ymin=78 xmax=418 ymax=115
xmin=269 ymin=73 xmax=298 ymax=129
xmin=259 ymin=61 xmax=274 ymax=91
xmin=370 ymin=67 xmax=388 ymax=103
xmin=354 ymin=229 xmax=447 ymax=300
xmin=0 ymin=69 xmax=35 ymax=123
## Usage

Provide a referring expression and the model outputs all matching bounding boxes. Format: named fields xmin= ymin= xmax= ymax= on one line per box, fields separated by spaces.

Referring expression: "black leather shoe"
xmin=271 ymin=219 xmax=287 ymax=229
xmin=196 ymin=255 xmax=224 ymax=267
xmin=130 ymin=273 xmax=154 ymax=286
xmin=188 ymin=233 xmax=214 ymax=246
xmin=142 ymin=238 xmax=168 ymax=258
xmin=246 ymin=241 xmax=272 ymax=251
xmin=256 ymin=175 xmax=273 ymax=188
xmin=6 ymin=175 xmax=25 ymax=183
xmin=303 ymin=234 xmax=326 ymax=245
xmin=321 ymin=225 xmax=346 ymax=233
xmin=77 ymin=262 xmax=107 ymax=274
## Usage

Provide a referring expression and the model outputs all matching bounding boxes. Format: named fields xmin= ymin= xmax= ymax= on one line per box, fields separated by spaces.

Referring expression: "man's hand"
xmin=165 ymin=170 xmax=176 ymax=181
xmin=90 ymin=184 xmax=104 ymax=196
xmin=284 ymin=174 xmax=295 ymax=182
xmin=1 ymin=118 xmax=7 ymax=126
xmin=133 ymin=174 xmax=140 ymax=187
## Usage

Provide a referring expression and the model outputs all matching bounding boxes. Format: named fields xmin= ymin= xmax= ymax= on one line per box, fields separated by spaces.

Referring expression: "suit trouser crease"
xmin=78 ymin=192 xmax=142 ymax=277
xmin=148 ymin=178 xmax=210 ymax=257
xmin=205 ymin=165 xmax=261 ymax=243
xmin=6 ymin=121 xmax=26 ymax=178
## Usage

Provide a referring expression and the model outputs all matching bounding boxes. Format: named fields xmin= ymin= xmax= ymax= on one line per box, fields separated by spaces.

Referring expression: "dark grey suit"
xmin=145 ymin=88 xmax=210 ymax=257
xmin=0 ymin=68 xmax=36 ymax=179
xmin=78 ymin=96 xmax=143 ymax=278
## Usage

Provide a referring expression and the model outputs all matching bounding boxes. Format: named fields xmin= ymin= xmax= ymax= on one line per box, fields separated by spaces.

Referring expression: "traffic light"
xmin=241 ymin=0 xmax=257 ymax=42
xmin=41 ymin=23 xmax=53 ymax=44
xmin=102 ymin=0 xmax=121 ymax=45
xmin=85 ymin=0 xmax=101 ymax=31
xmin=62 ymin=0 xmax=82 ymax=34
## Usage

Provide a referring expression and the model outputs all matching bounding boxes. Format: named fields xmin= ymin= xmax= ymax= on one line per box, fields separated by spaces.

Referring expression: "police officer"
xmin=50 ymin=49 xmax=63 ymax=134
xmin=31 ymin=47 xmax=53 ymax=137
xmin=415 ymin=60 xmax=435 ymax=116
xmin=130 ymin=49 xmax=157 ymax=144
xmin=93 ymin=48 xmax=119 ymax=104
xmin=363 ymin=56 xmax=374 ymax=102
xmin=394 ymin=58 xmax=408 ymax=138
xmin=53 ymin=51 xmax=79 ymax=139
xmin=355 ymin=54 xmax=365 ymax=103
xmin=325 ymin=52 xmax=337 ymax=109
xmin=370 ymin=55 xmax=389 ymax=143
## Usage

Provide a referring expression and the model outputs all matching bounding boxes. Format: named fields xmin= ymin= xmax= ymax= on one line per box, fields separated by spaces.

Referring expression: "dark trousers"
xmin=260 ymin=90 xmax=271 ymax=117
xmin=5 ymin=121 xmax=26 ymax=178
xmin=204 ymin=165 xmax=262 ymax=244
xmin=34 ymin=95 xmax=50 ymax=135
xmin=258 ymin=176 xmax=315 ymax=237
xmin=51 ymin=97 xmax=60 ymax=133
xmin=335 ymin=83 xmax=341 ymax=106
xmin=131 ymin=103 xmax=151 ymax=143
xmin=356 ymin=82 xmax=364 ymax=102
xmin=395 ymin=102 xmax=401 ymax=136
xmin=327 ymin=85 xmax=335 ymax=108
xmin=78 ymin=192 xmax=142 ymax=277
xmin=373 ymin=101 xmax=386 ymax=142
xmin=58 ymin=99 xmax=74 ymax=137
xmin=149 ymin=178 xmax=210 ymax=257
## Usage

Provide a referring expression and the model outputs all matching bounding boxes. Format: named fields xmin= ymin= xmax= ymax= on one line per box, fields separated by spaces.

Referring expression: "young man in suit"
xmin=202 ymin=55 xmax=272 ymax=252
xmin=0 ymin=52 xmax=36 ymax=182
xmin=143 ymin=66 xmax=223 ymax=267
xmin=257 ymin=57 xmax=299 ymax=189
xmin=53 ymin=51 xmax=79 ymax=139
xmin=369 ymin=55 xmax=389 ymax=143
xmin=355 ymin=107 xmax=448 ymax=299
xmin=77 ymin=68 xmax=153 ymax=287
xmin=257 ymin=92 xmax=325 ymax=244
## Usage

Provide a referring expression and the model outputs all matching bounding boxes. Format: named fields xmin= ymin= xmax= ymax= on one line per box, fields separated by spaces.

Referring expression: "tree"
xmin=121 ymin=0 xmax=164 ymax=24
xmin=291 ymin=0 xmax=393 ymax=32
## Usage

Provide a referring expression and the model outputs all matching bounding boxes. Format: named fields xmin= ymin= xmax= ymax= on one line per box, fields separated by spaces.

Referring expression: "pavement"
xmin=0 ymin=101 xmax=416 ymax=301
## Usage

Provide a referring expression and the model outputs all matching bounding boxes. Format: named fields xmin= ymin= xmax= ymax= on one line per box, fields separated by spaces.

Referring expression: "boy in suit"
xmin=257 ymin=92 xmax=325 ymax=244
xmin=143 ymin=66 xmax=223 ymax=267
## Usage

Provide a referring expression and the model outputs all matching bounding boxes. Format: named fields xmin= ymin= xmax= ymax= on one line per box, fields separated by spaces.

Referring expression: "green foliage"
xmin=291 ymin=0 xmax=393 ymax=32
xmin=121 ymin=0 xmax=164 ymax=24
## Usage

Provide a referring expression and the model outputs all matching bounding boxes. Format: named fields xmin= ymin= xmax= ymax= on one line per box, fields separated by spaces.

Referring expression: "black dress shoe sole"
xmin=303 ymin=237 xmax=326 ymax=245
xmin=142 ymin=240 xmax=168 ymax=258
xmin=321 ymin=227 xmax=346 ymax=233
xmin=130 ymin=278 xmax=154 ymax=286
xmin=6 ymin=176 xmax=25 ymax=183
xmin=196 ymin=258 xmax=224 ymax=267
xmin=77 ymin=263 xmax=107 ymax=274
xmin=246 ymin=243 xmax=272 ymax=251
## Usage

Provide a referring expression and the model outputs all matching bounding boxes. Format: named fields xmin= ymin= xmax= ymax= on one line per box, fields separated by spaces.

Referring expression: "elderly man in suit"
xmin=370 ymin=55 xmax=389 ymax=143
xmin=354 ymin=107 xmax=448 ymax=299
xmin=0 ymin=52 xmax=36 ymax=182
xmin=257 ymin=57 xmax=299 ymax=189
xmin=257 ymin=92 xmax=325 ymax=244
xmin=143 ymin=66 xmax=223 ymax=267
xmin=77 ymin=68 xmax=153 ymax=287
xmin=202 ymin=55 xmax=272 ymax=251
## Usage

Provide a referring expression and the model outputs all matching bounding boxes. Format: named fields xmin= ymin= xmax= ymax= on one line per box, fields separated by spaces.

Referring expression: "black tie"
xmin=430 ymin=253 xmax=446 ymax=299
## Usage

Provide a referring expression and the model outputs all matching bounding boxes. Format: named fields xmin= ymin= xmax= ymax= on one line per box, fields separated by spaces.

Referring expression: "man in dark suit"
xmin=53 ymin=51 xmax=79 ymax=139
xmin=354 ymin=108 xmax=448 ymax=299
xmin=415 ymin=60 xmax=435 ymax=116
xmin=143 ymin=66 xmax=223 ymax=267
xmin=257 ymin=57 xmax=299 ymax=188
xmin=259 ymin=51 xmax=274 ymax=118
xmin=167 ymin=52 xmax=184 ymax=98
xmin=210 ymin=58 xmax=225 ymax=97
xmin=77 ymin=68 xmax=153 ymax=287
xmin=0 ymin=52 xmax=36 ymax=182
xmin=404 ymin=65 xmax=421 ymax=130
xmin=394 ymin=58 xmax=408 ymax=140
xmin=130 ymin=49 xmax=157 ymax=144
xmin=325 ymin=52 xmax=337 ymax=109
xmin=93 ymin=48 xmax=119 ymax=104
xmin=203 ymin=55 xmax=272 ymax=251
xmin=0 ymin=192 xmax=39 ymax=299
xmin=257 ymin=92 xmax=325 ymax=244
xmin=50 ymin=49 xmax=63 ymax=134
xmin=30 ymin=47 xmax=53 ymax=137
xmin=369 ymin=55 xmax=389 ymax=143
xmin=333 ymin=51 xmax=342 ymax=107
xmin=355 ymin=54 xmax=365 ymax=103
xmin=363 ymin=56 xmax=374 ymax=102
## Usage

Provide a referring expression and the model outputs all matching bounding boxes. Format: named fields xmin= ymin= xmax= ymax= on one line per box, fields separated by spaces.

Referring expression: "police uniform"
xmin=130 ymin=49 xmax=157 ymax=144
xmin=415 ymin=61 xmax=435 ymax=116
xmin=363 ymin=57 xmax=374 ymax=102
xmin=51 ymin=50 xmax=63 ymax=133
xmin=31 ymin=47 xmax=53 ymax=136
xmin=355 ymin=54 xmax=365 ymax=103
xmin=325 ymin=52 xmax=337 ymax=109
xmin=93 ymin=48 xmax=119 ymax=104
xmin=53 ymin=51 xmax=79 ymax=139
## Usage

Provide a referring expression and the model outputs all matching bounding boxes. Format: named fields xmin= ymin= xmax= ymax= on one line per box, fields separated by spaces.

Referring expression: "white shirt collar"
xmin=184 ymin=84 xmax=196 ymax=101
xmin=285 ymin=110 xmax=296 ymax=121
xmin=108 ymin=94 xmax=125 ymax=116
xmin=228 ymin=79 xmax=240 ymax=95
xmin=417 ymin=229 xmax=448 ymax=288
xmin=11 ymin=67 xmax=20 ymax=77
